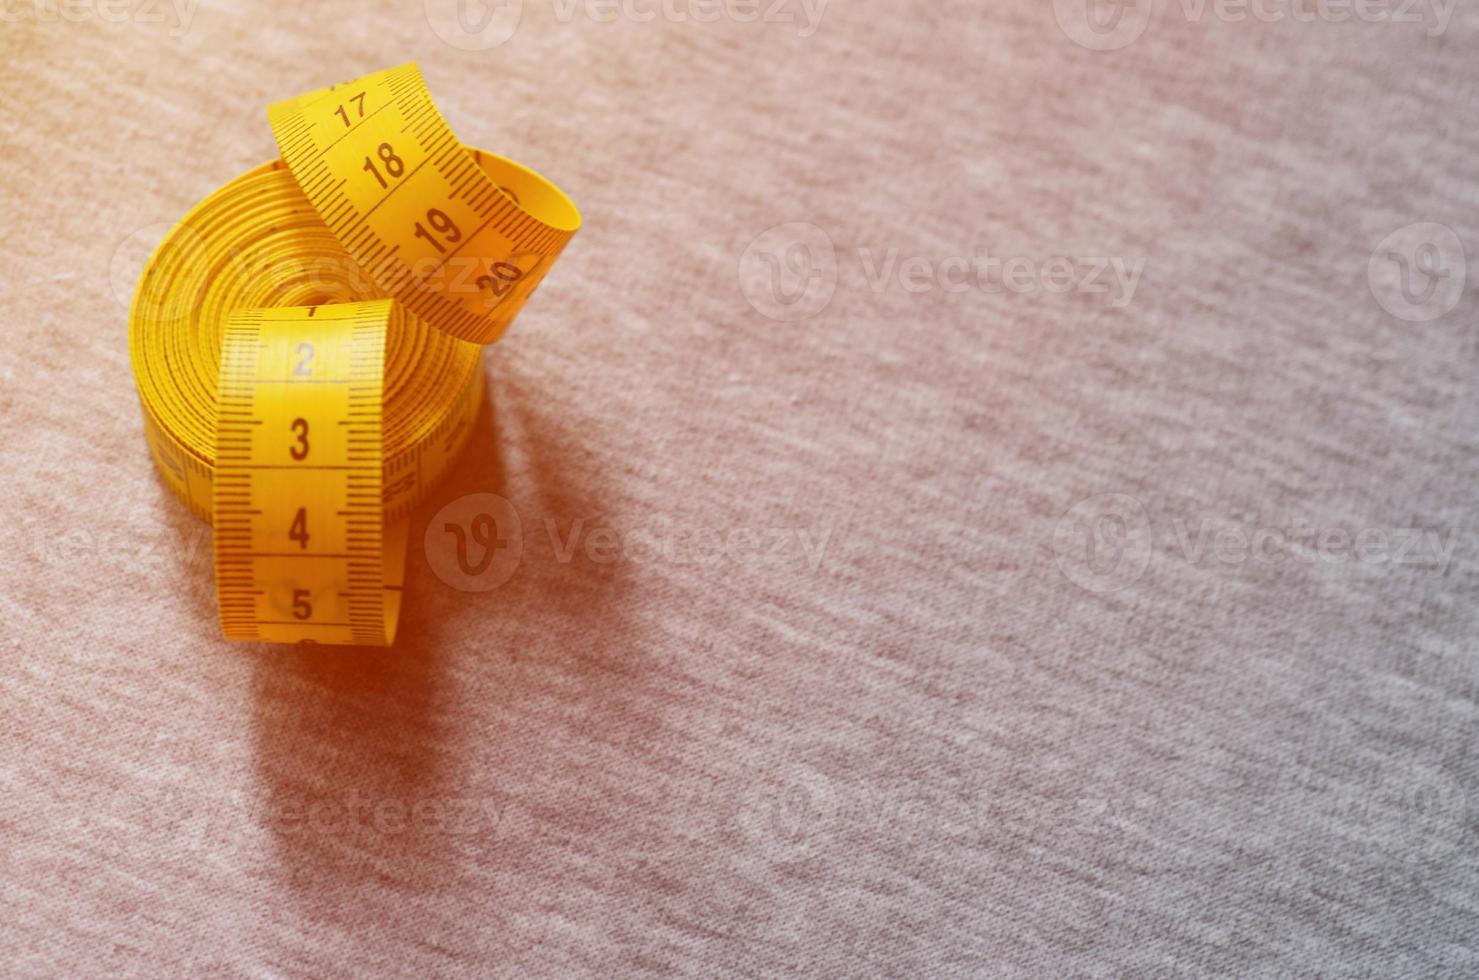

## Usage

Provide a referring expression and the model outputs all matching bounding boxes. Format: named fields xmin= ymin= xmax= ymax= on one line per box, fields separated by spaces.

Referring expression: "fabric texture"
xmin=1 ymin=1 xmax=1476 ymax=976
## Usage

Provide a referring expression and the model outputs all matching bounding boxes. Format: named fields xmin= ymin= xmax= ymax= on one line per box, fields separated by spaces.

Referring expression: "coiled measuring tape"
xmin=129 ymin=63 xmax=580 ymax=646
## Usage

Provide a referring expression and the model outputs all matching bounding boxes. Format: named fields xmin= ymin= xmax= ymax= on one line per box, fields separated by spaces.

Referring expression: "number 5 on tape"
xmin=214 ymin=300 xmax=405 ymax=646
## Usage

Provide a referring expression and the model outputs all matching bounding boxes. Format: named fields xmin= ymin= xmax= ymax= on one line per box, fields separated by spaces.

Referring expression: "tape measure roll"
xmin=130 ymin=158 xmax=487 ymax=523
xmin=129 ymin=63 xmax=581 ymax=646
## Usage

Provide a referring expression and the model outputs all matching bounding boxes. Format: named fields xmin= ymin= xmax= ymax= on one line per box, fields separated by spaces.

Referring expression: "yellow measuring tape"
xmin=129 ymin=63 xmax=580 ymax=646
